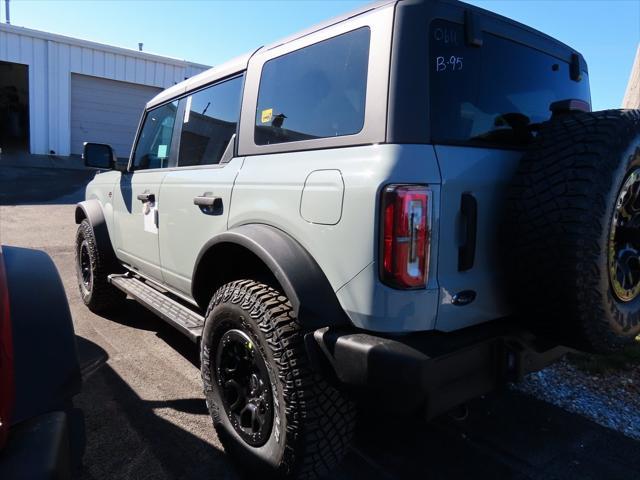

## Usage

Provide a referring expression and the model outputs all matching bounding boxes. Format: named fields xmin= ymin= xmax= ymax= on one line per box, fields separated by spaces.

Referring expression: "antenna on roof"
xmin=5 ymin=0 xmax=11 ymax=24
xmin=138 ymin=42 xmax=143 ymax=52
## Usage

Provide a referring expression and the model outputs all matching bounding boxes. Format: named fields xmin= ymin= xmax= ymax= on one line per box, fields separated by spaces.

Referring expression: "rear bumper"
xmin=0 ymin=409 xmax=84 ymax=480
xmin=312 ymin=320 xmax=568 ymax=419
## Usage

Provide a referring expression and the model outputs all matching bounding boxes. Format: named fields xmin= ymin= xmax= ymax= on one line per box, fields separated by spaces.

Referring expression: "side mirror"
xmin=83 ymin=142 xmax=127 ymax=171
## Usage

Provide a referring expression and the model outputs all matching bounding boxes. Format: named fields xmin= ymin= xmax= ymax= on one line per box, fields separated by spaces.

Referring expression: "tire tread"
xmin=75 ymin=219 xmax=123 ymax=313
xmin=202 ymin=279 xmax=356 ymax=479
xmin=508 ymin=109 xmax=640 ymax=352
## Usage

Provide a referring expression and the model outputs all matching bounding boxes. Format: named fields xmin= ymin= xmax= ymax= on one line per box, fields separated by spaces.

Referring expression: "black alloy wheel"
xmin=215 ymin=328 xmax=273 ymax=447
xmin=78 ymin=240 xmax=93 ymax=293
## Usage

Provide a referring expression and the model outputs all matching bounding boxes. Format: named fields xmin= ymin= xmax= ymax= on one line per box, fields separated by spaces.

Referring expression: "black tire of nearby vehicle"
xmin=508 ymin=109 xmax=640 ymax=353
xmin=75 ymin=219 xmax=124 ymax=313
xmin=201 ymin=279 xmax=356 ymax=480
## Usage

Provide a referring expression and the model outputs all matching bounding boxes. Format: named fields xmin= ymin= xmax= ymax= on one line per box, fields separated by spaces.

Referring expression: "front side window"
xmin=132 ymin=101 xmax=178 ymax=170
xmin=178 ymin=75 xmax=244 ymax=167
xmin=429 ymin=20 xmax=591 ymax=147
xmin=255 ymin=27 xmax=371 ymax=146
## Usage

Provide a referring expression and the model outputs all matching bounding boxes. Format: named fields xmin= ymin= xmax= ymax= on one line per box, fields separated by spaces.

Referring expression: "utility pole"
xmin=5 ymin=0 xmax=10 ymax=24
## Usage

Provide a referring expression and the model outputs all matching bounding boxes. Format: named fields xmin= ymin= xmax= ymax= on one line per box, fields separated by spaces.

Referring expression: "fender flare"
xmin=192 ymin=224 xmax=350 ymax=329
xmin=74 ymin=199 xmax=118 ymax=268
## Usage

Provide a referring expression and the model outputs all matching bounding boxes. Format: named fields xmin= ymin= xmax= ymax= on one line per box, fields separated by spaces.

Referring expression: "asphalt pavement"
xmin=1 ymin=164 xmax=640 ymax=480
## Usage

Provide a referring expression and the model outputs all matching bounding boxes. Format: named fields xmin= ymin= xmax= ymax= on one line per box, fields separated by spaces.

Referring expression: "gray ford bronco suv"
xmin=75 ymin=0 xmax=640 ymax=477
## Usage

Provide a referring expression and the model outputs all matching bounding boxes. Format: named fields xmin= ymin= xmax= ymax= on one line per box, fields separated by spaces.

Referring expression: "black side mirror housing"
xmin=83 ymin=142 xmax=127 ymax=171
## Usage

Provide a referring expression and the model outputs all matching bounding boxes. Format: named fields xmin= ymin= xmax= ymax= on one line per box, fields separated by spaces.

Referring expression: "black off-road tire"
xmin=508 ymin=109 xmax=640 ymax=353
xmin=75 ymin=219 xmax=124 ymax=313
xmin=201 ymin=279 xmax=356 ymax=479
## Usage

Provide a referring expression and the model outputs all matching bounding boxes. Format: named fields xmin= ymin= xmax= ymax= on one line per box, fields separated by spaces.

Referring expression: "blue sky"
xmin=6 ymin=0 xmax=639 ymax=110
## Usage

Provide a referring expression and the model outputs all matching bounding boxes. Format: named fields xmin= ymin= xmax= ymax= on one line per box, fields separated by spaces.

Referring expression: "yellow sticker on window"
xmin=261 ymin=108 xmax=273 ymax=124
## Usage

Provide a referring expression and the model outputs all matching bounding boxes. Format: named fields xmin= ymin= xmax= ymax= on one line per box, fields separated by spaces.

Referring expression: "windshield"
xmin=429 ymin=19 xmax=591 ymax=147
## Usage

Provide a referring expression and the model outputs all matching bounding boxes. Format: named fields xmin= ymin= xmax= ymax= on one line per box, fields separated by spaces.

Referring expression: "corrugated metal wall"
xmin=0 ymin=24 xmax=208 ymax=156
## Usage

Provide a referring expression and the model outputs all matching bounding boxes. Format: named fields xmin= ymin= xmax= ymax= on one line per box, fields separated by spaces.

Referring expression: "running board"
xmin=108 ymin=274 xmax=203 ymax=342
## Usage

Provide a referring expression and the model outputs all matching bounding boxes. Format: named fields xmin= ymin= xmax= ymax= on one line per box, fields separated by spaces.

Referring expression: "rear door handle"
xmin=194 ymin=194 xmax=223 ymax=215
xmin=193 ymin=195 xmax=221 ymax=207
xmin=137 ymin=193 xmax=155 ymax=203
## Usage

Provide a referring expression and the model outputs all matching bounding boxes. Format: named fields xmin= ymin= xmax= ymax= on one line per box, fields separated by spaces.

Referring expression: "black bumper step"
xmin=108 ymin=274 xmax=203 ymax=342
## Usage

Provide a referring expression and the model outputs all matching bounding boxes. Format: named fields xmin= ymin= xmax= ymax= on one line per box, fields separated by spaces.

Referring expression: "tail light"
xmin=380 ymin=185 xmax=432 ymax=289
xmin=0 ymin=248 xmax=14 ymax=450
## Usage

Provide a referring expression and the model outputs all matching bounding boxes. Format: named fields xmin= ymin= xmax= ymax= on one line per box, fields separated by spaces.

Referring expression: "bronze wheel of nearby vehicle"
xmin=608 ymin=167 xmax=640 ymax=303
xmin=200 ymin=279 xmax=356 ymax=479
xmin=75 ymin=219 xmax=124 ymax=313
xmin=508 ymin=109 xmax=640 ymax=353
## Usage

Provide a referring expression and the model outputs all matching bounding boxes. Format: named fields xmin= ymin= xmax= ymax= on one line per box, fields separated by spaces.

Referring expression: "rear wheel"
xmin=75 ymin=219 xmax=124 ymax=313
xmin=508 ymin=109 xmax=640 ymax=353
xmin=201 ymin=280 xmax=356 ymax=479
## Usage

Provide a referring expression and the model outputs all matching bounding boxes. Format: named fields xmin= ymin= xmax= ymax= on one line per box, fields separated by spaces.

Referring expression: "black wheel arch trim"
xmin=74 ymin=199 xmax=119 ymax=269
xmin=192 ymin=224 xmax=350 ymax=329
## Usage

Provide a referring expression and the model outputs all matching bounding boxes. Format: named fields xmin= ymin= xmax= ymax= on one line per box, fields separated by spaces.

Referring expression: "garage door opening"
xmin=0 ymin=61 xmax=29 ymax=154
xmin=70 ymin=74 xmax=161 ymax=160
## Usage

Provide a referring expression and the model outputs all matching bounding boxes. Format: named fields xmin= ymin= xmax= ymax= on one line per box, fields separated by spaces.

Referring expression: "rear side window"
xmin=132 ymin=101 xmax=178 ymax=170
xmin=429 ymin=20 xmax=591 ymax=147
xmin=255 ymin=27 xmax=370 ymax=146
xmin=178 ymin=75 xmax=244 ymax=167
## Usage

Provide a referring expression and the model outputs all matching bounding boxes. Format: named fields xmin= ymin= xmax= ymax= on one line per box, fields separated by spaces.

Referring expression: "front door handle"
xmin=137 ymin=193 xmax=155 ymax=203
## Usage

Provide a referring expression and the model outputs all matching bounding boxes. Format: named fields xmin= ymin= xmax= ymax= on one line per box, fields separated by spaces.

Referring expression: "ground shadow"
xmin=100 ymin=298 xmax=201 ymax=368
xmin=143 ymin=397 xmax=209 ymax=416
xmin=336 ymin=389 xmax=640 ymax=480
xmin=75 ymin=334 xmax=109 ymax=381
xmin=76 ymin=361 xmax=237 ymax=480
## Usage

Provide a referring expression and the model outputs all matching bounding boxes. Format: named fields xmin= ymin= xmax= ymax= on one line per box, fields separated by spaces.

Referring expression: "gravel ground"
xmin=516 ymin=356 xmax=640 ymax=440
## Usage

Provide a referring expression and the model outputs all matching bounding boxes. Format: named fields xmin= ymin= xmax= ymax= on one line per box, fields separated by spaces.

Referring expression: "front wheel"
xmin=75 ymin=219 xmax=124 ymax=313
xmin=201 ymin=280 xmax=356 ymax=479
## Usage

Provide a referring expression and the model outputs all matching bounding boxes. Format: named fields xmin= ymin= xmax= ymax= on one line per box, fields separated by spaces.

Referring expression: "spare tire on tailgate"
xmin=509 ymin=109 xmax=640 ymax=353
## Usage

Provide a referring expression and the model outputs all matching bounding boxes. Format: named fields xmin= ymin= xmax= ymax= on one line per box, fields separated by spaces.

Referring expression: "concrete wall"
xmin=0 ymin=23 xmax=209 ymax=155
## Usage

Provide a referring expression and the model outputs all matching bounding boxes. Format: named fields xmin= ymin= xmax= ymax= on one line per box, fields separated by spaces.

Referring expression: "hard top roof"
xmin=146 ymin=0 xmax=394 ymax=109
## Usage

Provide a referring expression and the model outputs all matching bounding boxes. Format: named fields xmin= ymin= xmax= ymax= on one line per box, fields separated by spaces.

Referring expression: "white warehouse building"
xmin=0 ymin=22 xmax=208 ymax=158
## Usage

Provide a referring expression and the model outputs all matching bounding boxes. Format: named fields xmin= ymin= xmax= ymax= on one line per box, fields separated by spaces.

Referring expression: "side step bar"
xmin=108 ymin=274 xmax=203 ymax=342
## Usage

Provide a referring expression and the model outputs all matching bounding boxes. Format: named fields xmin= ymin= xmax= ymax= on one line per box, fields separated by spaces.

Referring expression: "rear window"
xmin=255 ymin=27 xmax=370 ymax=145
xmin=429 ymin=20 xmax=590 ymax=147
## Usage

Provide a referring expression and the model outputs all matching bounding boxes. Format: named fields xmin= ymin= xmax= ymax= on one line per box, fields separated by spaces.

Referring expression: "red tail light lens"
xmin=0 ymin=248 xmax=14 ymax=450
xmin=380 ymin=185 xmax=431 ymax=289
